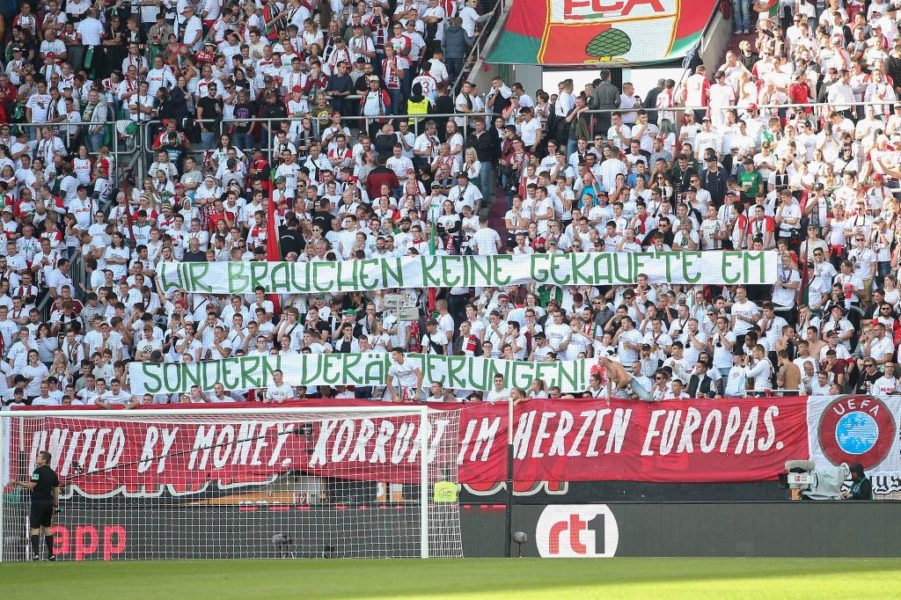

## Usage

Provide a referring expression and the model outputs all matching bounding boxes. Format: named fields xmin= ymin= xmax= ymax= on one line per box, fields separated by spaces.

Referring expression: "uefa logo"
xmin=535 ymin=505 xmax=619 ymax=558
xmin=818 ymin=396 xmax=896 ymax=469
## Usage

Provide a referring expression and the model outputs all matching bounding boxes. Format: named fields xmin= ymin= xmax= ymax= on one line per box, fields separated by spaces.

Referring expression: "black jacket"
xmin=466 ymin=129 xmax=500 ymax=164
xmin=701 ymin=167 xmax=728 ymax=207
xmin=432 ymin=94 xmax=454 ymax=134
xmin=278 ymin=225 xmax=304 ymax=257
xmin=688 ymin=373 xmax=718 ymax=399
xmin=848 ymin=476 xmax=873 ymax=500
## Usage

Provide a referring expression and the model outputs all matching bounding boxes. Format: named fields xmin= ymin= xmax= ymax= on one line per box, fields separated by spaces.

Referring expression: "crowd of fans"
xmin=0 ymin=0 xmax=899 ymax=408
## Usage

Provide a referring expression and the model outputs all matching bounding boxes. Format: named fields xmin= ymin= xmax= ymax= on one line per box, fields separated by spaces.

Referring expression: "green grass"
xmin=2 ymin=558 xmax=901 ymax=599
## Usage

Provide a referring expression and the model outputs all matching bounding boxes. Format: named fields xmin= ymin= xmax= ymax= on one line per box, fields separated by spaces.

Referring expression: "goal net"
xmin=0 ymin=406 xmax=463 ymax=561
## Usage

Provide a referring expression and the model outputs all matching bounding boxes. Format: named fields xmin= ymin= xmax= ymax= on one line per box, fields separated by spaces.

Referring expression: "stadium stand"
xmin=0 ymin=0 xmax=898 ymax=410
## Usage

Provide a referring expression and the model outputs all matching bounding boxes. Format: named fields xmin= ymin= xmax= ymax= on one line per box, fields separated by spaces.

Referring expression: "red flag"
xmin=265 ymin=185 xmax=282 ymax=314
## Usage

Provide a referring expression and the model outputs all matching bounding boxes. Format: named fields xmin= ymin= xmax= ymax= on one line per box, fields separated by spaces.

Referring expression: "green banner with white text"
xmin=158 ymin=252 xmax=777 ymax=294
xmin=127 ymin=353 xmax=589 ymax=396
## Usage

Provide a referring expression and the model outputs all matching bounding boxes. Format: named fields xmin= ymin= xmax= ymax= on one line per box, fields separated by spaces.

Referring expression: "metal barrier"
xmin=743 ymin=388 xmax=802 ymax=397
xmin=578 ymin=99 xmax=899 ymax=117
xmin=12 ymin=119 xmax=141 ymax=189
xmin=132 ymin=97 xmax=898 ymax=167
xmin=70 ymin=249 xmax=87 ymax=303
xmin=452 ymin=0 xmax=505 ymax=94
xmin=142 ymin=111 xmax=498 ymax=162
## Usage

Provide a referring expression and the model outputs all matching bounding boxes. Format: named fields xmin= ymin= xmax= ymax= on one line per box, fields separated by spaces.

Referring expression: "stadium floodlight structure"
xmin=0 ymin=406 xmax=462 ymax=561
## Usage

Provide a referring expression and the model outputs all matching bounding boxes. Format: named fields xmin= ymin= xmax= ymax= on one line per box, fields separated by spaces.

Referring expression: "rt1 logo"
xmin=535 ymin=505 xmax=619 ymax=558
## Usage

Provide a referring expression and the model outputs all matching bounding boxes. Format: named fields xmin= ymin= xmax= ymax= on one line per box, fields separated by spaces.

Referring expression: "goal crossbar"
xmin=0 ymin=405 xmax=461 ymax=561
xmin=0 ymin=406 xmax=429 ymax=419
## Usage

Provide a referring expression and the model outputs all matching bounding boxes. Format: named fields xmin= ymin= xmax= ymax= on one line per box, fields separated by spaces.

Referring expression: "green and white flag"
xmin=128 ymin=353 xmax=590 ymax=396
xmin=158 ymin=251 xmax=777 ymax=294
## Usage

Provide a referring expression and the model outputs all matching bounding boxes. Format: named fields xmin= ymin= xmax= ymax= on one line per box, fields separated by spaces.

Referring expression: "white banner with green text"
xmin=157 ymin=251 xmax=777 ymax=294
xmin=127 ymin=353 xmax=590 ymax=396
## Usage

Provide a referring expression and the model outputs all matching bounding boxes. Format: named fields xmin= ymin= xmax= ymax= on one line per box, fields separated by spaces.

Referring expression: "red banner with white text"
xmin=6 ymin=397 xmax=810 ymax=497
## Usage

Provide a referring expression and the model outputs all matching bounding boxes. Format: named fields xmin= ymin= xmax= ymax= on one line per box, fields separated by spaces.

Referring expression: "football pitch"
xmin=3 ymin=557 xmax=901 ymax=599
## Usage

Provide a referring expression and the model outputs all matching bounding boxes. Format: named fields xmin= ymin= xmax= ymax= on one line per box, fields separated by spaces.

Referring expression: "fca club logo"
xmin=535 ymin=505 xmax=619 ymax=558
xmin=818 ymin=396 xmax=896 ymax=469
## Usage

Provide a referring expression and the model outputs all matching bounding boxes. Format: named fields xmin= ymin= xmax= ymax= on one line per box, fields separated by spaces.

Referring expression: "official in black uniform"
xmin=11 ymin=450 xmax=60 ymax=560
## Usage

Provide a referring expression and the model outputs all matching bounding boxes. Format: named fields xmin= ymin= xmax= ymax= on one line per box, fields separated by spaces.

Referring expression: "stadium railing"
xmin=451 ymin=0 xmax=505 ymax=94
xmin=133 ymin=98 xmax=898 ymax=167
xmin=142 ymin=111 xmax=498 ymax=163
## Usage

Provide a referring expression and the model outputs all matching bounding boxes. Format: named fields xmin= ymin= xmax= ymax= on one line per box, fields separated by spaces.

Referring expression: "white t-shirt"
xmin=265 ymin=382 xmax=294 ymax=403
xmin=520 ymin=117 xmax=542 ymax=146
xmin=872 ymin=376 xmax=899 ymax=399
xmin=75 ymin=17 xmax=103 ymax=45
xmin=182 ymin=15 xmax=203 ymax=50
xmin=471 ymin=227 xmax=500 ymax=255
xmin=388 ymin=359 xmax=419 ymax=389
xmin=731 ymin=299 xmax=759 ymax=335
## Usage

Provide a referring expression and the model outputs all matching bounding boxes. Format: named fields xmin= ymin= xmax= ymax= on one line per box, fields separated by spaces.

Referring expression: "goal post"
xmin=0 ymin=406 xmax=463 ymax=562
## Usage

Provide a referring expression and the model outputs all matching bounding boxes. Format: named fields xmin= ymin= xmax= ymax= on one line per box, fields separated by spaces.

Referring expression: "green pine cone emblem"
xmin=586 ymin=28 xmax=632 ymax=58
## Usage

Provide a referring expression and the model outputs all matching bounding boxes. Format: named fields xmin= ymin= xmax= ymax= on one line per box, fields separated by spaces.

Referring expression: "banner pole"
xmin=504 ymin=399 xmax=514 ymax=558
xmin=419 ymin=407 xmax=429 ymax=559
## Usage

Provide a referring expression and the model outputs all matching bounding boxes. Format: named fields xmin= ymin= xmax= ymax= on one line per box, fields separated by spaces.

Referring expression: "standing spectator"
xmin=589 ymin=69 xmax=620 ymax=137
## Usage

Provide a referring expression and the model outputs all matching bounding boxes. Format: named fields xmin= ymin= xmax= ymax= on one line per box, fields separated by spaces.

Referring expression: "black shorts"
xmin=30 ymin=501 xmax=54 ymax=528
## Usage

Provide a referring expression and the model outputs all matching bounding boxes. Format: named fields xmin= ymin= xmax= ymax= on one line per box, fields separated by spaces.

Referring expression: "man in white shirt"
xmin=146 ymin=55 xmax=177 ymax=98
xmin=95 ymin=378 xmax=136 ymax=408
xmin=447 ymin=172 xmax=483 ymax=213
xmin=872 ymin=362 xmax=900 ymax=399
xmin=264 ymin=370 xmax=295 ymax=404
xmin=730 ymin=286 xmax=759 ymax=342
xmin=519 ymin=107 xmax=542 ymax=154
xmin=708 ymin=71 xmax=735 ymax=129
xmin=31 ymin=381 xmax=60 ymax=407
xmin=74 ymin=7 xmax=103 ymax=46
xmin=422 ymin=0 xmax=447 ymax=43
xmin=471 ymin=215 xmax=501 ymax=255
xmin=386 ymin=349 xmax=423 ymax=401
xmin=181 ymin=4 xmax=204 ymax=51
xmin=481 ymin=373 xmax=510 ymax=403
xmin=827 ymin=69 xmax=856 ymax=116
xmin=724 ymin=353 xmax=748 ymax=396
xmin=607 ymin=112 xmax=632 ymax=151
xmin=33 ymin=126 xmax=67 ymax=166
xmin=26 ymin=81 xmax=53 ymax=127
xmin=743 ymin=345 xmax=772 ymax=394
